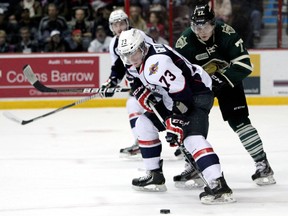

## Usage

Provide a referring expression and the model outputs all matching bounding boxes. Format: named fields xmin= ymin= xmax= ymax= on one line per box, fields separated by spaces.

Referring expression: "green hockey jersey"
xmin=175 ymin=21 xmax=253 ymax=85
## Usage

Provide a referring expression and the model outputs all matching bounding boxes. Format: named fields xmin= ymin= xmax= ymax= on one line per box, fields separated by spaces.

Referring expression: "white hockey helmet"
xmin=117 ymin=29 xmax=146 ymax=65
xmin=109 ymin=9 xmax=129 ymax=33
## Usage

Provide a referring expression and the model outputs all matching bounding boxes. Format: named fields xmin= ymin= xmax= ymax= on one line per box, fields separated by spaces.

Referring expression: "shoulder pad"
xmin=175 ymin=35 xmax=188 ymax=49
xmin=220 ymin=23 xmax=236 ymax=36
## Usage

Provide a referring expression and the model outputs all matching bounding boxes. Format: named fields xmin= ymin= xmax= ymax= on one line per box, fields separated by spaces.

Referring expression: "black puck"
xmin=160 ymin=209 xmax=170 ymax=214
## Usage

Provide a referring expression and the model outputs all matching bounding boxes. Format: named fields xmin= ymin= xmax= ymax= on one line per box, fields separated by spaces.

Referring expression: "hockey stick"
xmin=3 ymin=93 xmax=101 ymax=125
xmin=148 ymin=102 xmax=211 ymax=190
xmin=23 ymin=64 xmax=131 ymax=94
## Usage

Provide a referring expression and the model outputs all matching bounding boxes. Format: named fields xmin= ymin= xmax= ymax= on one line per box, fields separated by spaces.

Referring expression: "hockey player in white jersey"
xmin=101 ymin=9 xmax=154 ymax=157
xmin=117 ymin=29 xmax=236 ymax=204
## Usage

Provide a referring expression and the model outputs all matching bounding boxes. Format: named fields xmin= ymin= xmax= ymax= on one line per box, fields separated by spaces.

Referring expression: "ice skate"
xmin=119 ymin=140 xmax=141 ymax=158
xmin=173 ymin=162 xmax=204 ymax=189
xmin=132 ymin=160 xmax=167 ymax=192
xmin=199 ymin=176 xmax=236 ymax=205
xmin=252 ymin=159 xmax=276 ymax=186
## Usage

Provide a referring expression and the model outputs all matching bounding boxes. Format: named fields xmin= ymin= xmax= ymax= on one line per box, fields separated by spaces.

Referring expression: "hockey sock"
xmin=228 ymin=118 xmax=266 ymax=162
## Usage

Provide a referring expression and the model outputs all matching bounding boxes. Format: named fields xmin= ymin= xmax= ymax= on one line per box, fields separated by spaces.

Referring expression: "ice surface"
xmin=0 ymin=105 xmax=287 ymax=216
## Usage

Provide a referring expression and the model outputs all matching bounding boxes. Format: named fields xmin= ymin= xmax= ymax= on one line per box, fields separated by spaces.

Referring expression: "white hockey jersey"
xmin=127 ymin=43 xmax=212 ymax=111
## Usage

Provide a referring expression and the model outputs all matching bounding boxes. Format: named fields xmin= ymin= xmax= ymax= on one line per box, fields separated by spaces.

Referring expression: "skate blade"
xmin=254 ymin=175 xmax=276 ymax=186
xmin=200 ymin=193 xmax=236 ymax=205
xmin=174 ymin=179 xmax=204 ymax=189
xmin=132 ymin=184 xmax=167 ymax=192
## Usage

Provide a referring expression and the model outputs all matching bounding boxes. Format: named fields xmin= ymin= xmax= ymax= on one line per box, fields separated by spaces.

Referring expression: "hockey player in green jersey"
xmin=174 ymin=4 xmax=275 ymax=187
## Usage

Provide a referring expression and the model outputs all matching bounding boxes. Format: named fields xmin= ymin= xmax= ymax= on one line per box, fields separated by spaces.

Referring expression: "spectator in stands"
xmin=129 ymin=4 xmax=147 ymax=32
xmin=0 ymin=30 xmax=13 ymax=52
xmin=17 ymin=8 xmax=39 ymax=42
xmin=0 ymin=1 xmax=11 ymax=13
xmin=90 ymin=0 xmax=107 ymax=15
xmin=91 ymin=2 xmax=112 ymax=37
xmin=249 ymin=0 xmax=264 ymax=42
xmin=149 ymin=0 xmax=167 ymax=15
xmin=230 ymin=0 xmax=253 ymax=48
xmin=0 ymin=0 xmax=20 ymax=15
xmin=150 ymin=0 xmax=167 ymax=9
xmin=69 ymin=0 xmax=94 ymax=21
xmin=6 ymin=14 xmax=20 ymax=46
xmin=211 ymin=0 xmax=232 ymax=23
xmin=42 ymin=29 xmax=66 ymax=52
xmin=146 ymin=10 xmax=166 ymax=39
xmin=0 ymin=8 xmax=8 ymax=33
xmin=67 ymin=8 xmax=92 ymax=48
xmin=88 ymin=25 xmax=112 ymax=52
xmin=129 ymin=0 xmax=167 ymax=18
xmin=14 ymin=26 xmax=39 ymax=53
xmin=42 ymin=0 xmax=70 ymax=20
xmin=147 ymin=26 xmax=168 ymax=45
xmin=128 ymin=1 xmax=146 ymax=17
xmin=38 ymin=3 xmax=68 ymax=47
xmin=172 ymin=4 xmax=190 ymax=45
xmin=15 ymin=0 xmax=43 ymax=23
xmin=65 ymin=29 xmax=86 ymax=52
xmin=176 ymin=0 xmax=231 ymax=23
xmin=230 ymin=0 xmax=263 ymax=47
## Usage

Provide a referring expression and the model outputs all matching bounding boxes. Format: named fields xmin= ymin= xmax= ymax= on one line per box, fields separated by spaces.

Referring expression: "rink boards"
xmin=0 ymin=50 xmax=288 ymax=109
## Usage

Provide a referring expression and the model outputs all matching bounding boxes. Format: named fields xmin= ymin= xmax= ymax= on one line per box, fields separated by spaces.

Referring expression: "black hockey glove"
xmin=125 ymin=73 xmax=135 ymax=96
xmin=125 ymin=73 xmax=135 ymax=87
xmin=132 ymin=85 xmax=157 ymax=113
xmin=211 ymin=72 xmax=233 ymax=96
xmin=165 ymin=115 xmax=188 ymax=147
xmin=101 ymin=76 xmax=119 ymax=97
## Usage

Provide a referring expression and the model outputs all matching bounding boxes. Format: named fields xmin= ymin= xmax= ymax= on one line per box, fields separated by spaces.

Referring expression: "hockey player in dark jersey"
xmin=174 ymin=4 xmax=275 ymax=187
xmin=101 ymin=9 xmax=154 ymax=158
xmin=117 ymin=28 xmax=236 ymax=204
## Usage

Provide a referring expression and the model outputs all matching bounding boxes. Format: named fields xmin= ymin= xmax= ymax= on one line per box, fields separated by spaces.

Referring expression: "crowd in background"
xmin=0 ymin=0 xmax=265 ymax=53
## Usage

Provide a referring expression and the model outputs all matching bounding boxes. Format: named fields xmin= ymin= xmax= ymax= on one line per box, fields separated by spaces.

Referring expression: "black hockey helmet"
xmin=191 ymin=4 xmax=215 ymax=26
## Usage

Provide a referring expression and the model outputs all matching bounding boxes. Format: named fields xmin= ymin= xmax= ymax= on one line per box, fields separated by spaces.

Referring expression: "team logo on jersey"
xmin=149 ymin=62 xmax=159 ymax=75
xmin=206 ymin=44 xmax=218 ymax=55
xmin=196 ymin=53 xmax=209 ymax=60
xmin=222 ymin=24 xmax=235 ymax=35
xmin=175 ymin=36 xmax=188 ymax=49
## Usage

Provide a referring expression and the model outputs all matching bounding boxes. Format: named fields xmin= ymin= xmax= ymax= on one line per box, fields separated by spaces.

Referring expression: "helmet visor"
xmin=119 ymin=48 xmax=143 ymax=66
xmin=191 ymin=21 xmax=214 ymax=34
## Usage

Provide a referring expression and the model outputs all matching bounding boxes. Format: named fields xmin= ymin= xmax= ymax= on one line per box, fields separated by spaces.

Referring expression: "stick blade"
xmin=23 ymin=64 xmax=38 ymax=85
xmin=3 ymin=111 xmax=23 ymax=125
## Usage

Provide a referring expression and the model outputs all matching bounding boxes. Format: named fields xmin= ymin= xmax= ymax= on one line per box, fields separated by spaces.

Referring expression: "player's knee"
xmin=183 ymin=135 xmax=212 ymax=153
xmin=135 ymin=114 xmax=159 ymax=140
xmin=126 ymin=96 xmax=143 ymax=114
xmin=228 ymin=116 xmax=251 ymax=132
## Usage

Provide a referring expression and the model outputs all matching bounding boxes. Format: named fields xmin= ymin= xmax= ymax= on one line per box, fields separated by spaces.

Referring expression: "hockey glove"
xmin=165 ymin=115 xmax=187 ymax=147
xmin=101 ymin=76 xmax=119 ymax=97
xmin=211 ymin=72 xmax=234 ymax=96
xmin=125 ymin=73 xmax=135 ymax=87
xmin=132 ymin=85 xmax=157 ymax=113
